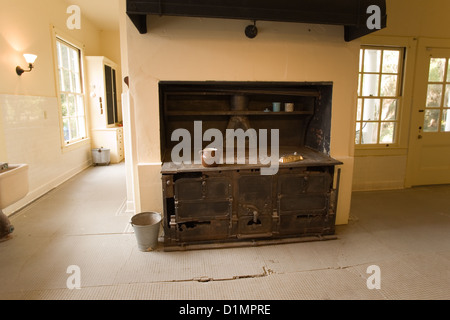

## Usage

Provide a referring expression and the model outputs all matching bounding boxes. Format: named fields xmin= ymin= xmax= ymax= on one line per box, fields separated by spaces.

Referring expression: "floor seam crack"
xmin=155 ymin=266 xmax=272 ymax=284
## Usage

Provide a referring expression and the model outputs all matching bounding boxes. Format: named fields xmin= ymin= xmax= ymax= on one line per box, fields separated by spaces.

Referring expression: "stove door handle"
xmin=242 ymin=204 xmax=259 ymax=222
xmin=252 ymin=210 xmax=259 ymax=223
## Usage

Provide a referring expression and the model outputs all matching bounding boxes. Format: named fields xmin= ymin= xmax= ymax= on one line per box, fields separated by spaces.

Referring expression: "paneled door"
xmin=407 ymin=42 xmax=450 ymax=186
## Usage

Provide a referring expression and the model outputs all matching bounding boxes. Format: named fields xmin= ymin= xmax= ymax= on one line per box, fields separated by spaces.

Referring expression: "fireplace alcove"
xmin=159 ymin=81 xmax=342 ymax=251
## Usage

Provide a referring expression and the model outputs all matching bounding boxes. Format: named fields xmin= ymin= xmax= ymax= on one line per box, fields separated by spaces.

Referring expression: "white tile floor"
xmin=1 ymin=162 xmax=450 ymax=300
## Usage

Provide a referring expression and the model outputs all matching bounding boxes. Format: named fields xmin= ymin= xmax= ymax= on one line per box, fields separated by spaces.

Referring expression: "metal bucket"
xmin=130 ymin=212 xmax=161 ymax=251
xmin=92 ymin=148 xmax=110 ymax=165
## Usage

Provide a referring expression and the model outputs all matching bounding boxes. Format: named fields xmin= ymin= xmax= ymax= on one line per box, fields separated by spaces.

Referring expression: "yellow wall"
xmin=378 ymin=0 xmax=450 ymax=38
xmin=125 ymin=15 xmax=360 ymax=224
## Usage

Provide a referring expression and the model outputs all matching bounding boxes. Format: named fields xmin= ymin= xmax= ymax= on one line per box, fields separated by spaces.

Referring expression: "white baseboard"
xmin=126 ymin=200 xmax=136 ymax=214
xmin=4 ymin=160 xmax=92 ymax=217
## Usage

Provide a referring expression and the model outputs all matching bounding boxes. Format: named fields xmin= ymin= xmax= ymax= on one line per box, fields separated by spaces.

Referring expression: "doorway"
xmin=406 ymin=39 xmax=450 ymax=186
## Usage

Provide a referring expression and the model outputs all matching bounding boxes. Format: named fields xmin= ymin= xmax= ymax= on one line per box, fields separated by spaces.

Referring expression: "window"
xmin=56 ymin=37 xmax=87 ymax=145
xmin=356 ymin=46 xmax=404 ymax=145
xmin=423 ymin=57 xmax=450 ymax=132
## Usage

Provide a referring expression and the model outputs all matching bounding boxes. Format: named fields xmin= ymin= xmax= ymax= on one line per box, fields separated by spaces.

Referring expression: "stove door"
xmin=236 ymin=174 xmax=273 ymax=237
xmin=277 ymin=171 xmax=333 ymax=235
xmin=172 ymin=175 xmax=232 ymax=242
xmin=174 ymin=176 xmax=232 ymax=222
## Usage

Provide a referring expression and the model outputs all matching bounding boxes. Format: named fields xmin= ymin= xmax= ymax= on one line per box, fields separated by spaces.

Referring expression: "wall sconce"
xmin=16 ymin=54 xmax=37 ymax=76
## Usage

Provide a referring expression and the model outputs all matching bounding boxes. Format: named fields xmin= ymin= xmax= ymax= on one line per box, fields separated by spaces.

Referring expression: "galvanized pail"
xmin=130 ymin=212 xmax=161 ymax=251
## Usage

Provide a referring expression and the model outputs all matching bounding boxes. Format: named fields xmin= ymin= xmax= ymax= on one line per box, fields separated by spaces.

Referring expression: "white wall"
xmin=124 ymin=16 xmax=360 ymax=224
xmin=0 ymin=0 xmax=103 ymax=215
xmin=0 ymin=94 xmax=91 ymax=214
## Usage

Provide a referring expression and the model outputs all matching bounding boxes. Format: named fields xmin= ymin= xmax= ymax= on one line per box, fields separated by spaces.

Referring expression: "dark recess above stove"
xmin=126 ymin=0 xmax=386 ymax=41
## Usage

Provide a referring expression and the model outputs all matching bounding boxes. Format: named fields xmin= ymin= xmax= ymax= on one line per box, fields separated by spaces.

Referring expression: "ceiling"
xmin=65 ymin=0 xmax=120 ymax=31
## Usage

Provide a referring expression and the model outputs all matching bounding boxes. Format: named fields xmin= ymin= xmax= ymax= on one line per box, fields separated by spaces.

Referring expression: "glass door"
xmin=407 ymin=46 xmax=450 ymax=186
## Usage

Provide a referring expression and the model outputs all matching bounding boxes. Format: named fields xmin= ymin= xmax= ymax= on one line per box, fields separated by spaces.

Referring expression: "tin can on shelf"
xmin=285 ymin=103 xmax=294 ymax=112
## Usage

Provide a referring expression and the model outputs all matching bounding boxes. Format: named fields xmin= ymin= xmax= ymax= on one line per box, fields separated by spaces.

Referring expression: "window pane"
xmin=70 ymin=118 xmax=78 ymax=140
xmin=444 ymin=84 xmax=450 ymax=107
xmin=61 ymin=94 xmax=68 ymax=117
xmin=63 ymin=119 xmax=70 ymax=142
xmin=426 ymin=84 xmax=443 ymax=107
xmin=63 ymin=69 xmax=71 ymax=92
xmin=76 ymin=95 xmax=84 ymax=116
xmin=361 ymin=122 xmax=379 ymax=144
xmin=382 ymin=50 xmax=400 ymax=73
xmin=355 ymin=122 xmax=361 ymax=144
xmin=442 ymin=109 xmax=450 ymax=132
xmin=362 ymin=99 xmax=380 ymax=121
xmin=59 ymin=70 xmax=65 ymax=92
xmin=71 ymin=71 xmax=81 ymax=93
xmin=68 ymin=94 xmax=76 ymax=116
xmin=60 ymin=43 xmax=70 ymax=69
xmin=381 ymin=75 xmax=398 ymax=96
xmin=380 ymin=122 xmax=395 ymax=144
xmin=382 ymin=99 xmax=398 ymax=120
xmin=363 ymin=49 xmax=381 ymax=72
xmin=423 ymin=109 xmax=440 ymax=132
xmin=362 ymin=74 xmax=379 ymax=96
xmin=357 ymin=99 xmax=363 ymax=121
xmin=428 ymin=58 xmax=446 ymax=82
xmin=70 ymin=48 xmax=79 ymax=71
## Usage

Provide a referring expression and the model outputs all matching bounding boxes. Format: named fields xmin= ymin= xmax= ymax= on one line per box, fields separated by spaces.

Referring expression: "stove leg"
xmin=0 ymin=210 xmax=14 ymax=242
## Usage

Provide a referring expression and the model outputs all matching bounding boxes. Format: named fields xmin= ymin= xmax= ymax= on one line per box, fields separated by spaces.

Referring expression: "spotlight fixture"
xmin=245 ymin=20 xmax=258 ymax=39
xmin=16 ymin=54 xmax=37 ymax=76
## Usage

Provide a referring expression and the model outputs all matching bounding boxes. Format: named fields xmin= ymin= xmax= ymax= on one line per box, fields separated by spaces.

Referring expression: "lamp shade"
xmin=23 ymin=54 xmax=37 ymax=64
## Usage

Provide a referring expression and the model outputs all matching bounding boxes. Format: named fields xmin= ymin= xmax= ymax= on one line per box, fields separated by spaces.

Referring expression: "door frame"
xmin=405 ymin=38 xmax=450 ymax=187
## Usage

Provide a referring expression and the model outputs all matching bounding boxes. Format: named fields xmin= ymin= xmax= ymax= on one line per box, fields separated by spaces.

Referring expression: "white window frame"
xmin=356 ymin=45 xmax=405 ymax=146
xmin=51 ymin=27 xmax=89 ymax=152
xmin=355 ymin=36 xmax=417 ymax=157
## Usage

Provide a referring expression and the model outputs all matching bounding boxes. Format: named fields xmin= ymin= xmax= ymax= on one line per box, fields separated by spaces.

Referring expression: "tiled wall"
xmin=0 ymin=94 xmax=91 ymax=215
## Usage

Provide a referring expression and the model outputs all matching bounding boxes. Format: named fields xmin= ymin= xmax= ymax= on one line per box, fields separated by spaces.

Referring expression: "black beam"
xmin=127 ymin=0 xmax=358 ymax=25
xmin=128 ymin=14 xmax=147 ymax=34
xmin=126 ymin=0 xmax=387 ymax=41
xmin=344 ymin=14 xmax=387 ymax=42
xmin=344 ymin=0 xmax=387 ymax=41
